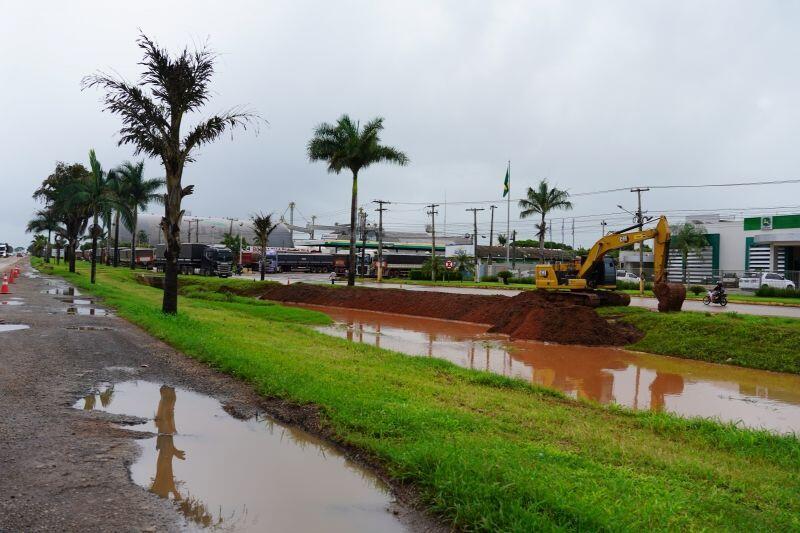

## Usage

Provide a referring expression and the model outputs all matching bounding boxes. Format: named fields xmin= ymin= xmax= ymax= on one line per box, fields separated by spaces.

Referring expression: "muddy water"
xmin=311 ymin=306 xmax=800 ymax=434
xmin=0 ymin=324 xmax=29 ymax=333
xmin=66 ymin=307 xmax=112 ymax=316
xmin=77 ymin=381 xmax=406 ymax=532
xmin=43 ymin=286 xmax=81 ymax=296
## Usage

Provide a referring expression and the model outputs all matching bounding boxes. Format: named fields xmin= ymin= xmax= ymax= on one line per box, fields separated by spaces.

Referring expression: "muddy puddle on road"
xmin=310 ymin=306 xmax=800 ymax=434
xmin=43 ymin=285 xmax=81 ymax=296
xmin=0 ymin=324 xmax=29 ymax=333
xmin=77 ymin=381 xmax=406 ymax=532
xmin=66 ymin=307 xmax=112 ymax=316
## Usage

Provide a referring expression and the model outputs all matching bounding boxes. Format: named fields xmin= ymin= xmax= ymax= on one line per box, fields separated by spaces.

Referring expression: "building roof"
xmin=475 ymin=245 xmax=574 ymax=261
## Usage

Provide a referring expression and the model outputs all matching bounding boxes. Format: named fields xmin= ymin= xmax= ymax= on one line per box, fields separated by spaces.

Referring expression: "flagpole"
xmin=505 ymin=160 xmax=510 ymax=267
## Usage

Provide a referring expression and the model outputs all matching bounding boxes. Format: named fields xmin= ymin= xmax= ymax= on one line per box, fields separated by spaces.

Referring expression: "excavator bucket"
xmin=653 ymin=281 xmax=686 ymax=312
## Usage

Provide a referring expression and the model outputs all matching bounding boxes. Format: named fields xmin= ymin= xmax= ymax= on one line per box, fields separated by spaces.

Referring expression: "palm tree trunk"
xmin=90 ymin=212 xmax=99 ymax=283
xmin=69 ymin=239 xmax=76 ymax=273
xmin=260 ymin=244 xmax=266 ymax=281
xmin=113 ymin=211 xmax=121 ymax=267
xmin=56 ymin=241 xmax=61 ymax=264
xmin=682 ymin=251 xmax=688 ymax=284
xmin=130 ymin=210 xmax=138 ymax=270
xmin=45 ymin=229 xmax=51 ymax=263
xmin=162 ymin=175 xmax=181 ymax=314
xmin=539 ymin=213 xmax=546 ymax=253
xmin=347 ymin=170 xmax=358 ymax=286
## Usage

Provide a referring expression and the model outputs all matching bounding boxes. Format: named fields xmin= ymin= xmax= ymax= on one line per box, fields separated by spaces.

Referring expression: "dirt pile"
xmin=256 ymin=284 xmax=640 ymax=346
xmin=653 ymin=282 xmax=686 ymax=312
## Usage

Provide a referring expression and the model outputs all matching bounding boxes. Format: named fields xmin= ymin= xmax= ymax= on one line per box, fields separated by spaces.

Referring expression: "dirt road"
xmin=0 ymin=263 xmax=434 ymax=532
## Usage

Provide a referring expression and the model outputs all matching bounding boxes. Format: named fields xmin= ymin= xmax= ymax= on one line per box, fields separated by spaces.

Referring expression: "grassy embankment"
xmin=36 ymin=259 xmax=800 ymax=531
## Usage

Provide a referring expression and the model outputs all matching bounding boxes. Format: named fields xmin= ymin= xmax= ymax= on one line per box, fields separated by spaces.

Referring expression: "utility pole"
xmin=310 ymin=215 xmax=317 ymax=240
xmin=195 ymin=218 xmax=199 ymax=243
xmin=571 ymin=218 xmax=575 ymax=249
xmin=601 ymin=220 xmax=607 ymax=238
xmin=488 ymin=204 xmax=497 ymax=265
xmin=359 ymin=207 xmax=366 ymax=277
xmin=631 ymin=187 xmax=650 ymax=295
xmin=426 ymin=204 xmax=439 ymax=282
xmin=466 ymin=208 xmax=485 ymax=282
xmin=561 ymin=218 xmax=565 ymax=245
xmin=373 ymin=200 xmax=390 ymax=282
xmin=289 ymin=202 xmax=296 ymax=240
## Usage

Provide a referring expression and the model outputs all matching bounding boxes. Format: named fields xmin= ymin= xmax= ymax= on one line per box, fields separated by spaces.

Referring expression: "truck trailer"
xmin=154 ymin=243 xmax=233 ymax=277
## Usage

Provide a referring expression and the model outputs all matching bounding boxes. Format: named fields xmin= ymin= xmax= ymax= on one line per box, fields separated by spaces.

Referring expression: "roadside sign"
xmin=445 ymin=260 xmax=454 ymax=269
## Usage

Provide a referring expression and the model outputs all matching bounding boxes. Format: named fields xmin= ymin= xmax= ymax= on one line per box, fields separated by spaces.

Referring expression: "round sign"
xmin=445 ymin=260 xmax=454 ymax=269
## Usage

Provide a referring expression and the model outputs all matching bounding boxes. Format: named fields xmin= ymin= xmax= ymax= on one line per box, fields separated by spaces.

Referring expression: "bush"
xmin=616 ymin=280 xmax=653 ymax=291
xmin=508 ymin=277 xmax=535 ymax=285
xmin=408 ymin=270 xmax=426 ymax=280
xmin=408 ymin=269 xmax=463 ymax=281
xmin=755 ymin=286 xmax=800 ymax=298
xmin=689 ymin=285 xmax=705 ymax=296
xmin=497 ymin=271 xmax=512 ymax=284
xmin=481 ymin=275 xmax=499 ymax=283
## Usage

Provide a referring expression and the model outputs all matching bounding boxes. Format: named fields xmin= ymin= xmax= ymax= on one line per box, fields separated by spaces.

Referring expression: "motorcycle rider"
xmin=711 ymin=280 xmax=725 ymax=302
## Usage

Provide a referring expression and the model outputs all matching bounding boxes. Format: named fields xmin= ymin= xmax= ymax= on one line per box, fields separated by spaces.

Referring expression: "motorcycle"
xmin=702 ymin=289 xmax=728 ymax=306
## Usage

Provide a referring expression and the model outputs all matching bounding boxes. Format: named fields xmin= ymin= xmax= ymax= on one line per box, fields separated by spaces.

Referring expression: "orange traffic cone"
xmin=8 ymin=269 xmax=15 ymax=283
xmin=1 ymin=274 xmax=8 ymax=294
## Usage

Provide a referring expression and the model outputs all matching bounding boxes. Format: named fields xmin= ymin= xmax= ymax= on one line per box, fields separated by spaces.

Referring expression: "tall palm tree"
xmin=670 ymin=223 xmax=708 ymax=283
xmin=115 ymin=161 xmax=164 ymax=269
xmin=84 ymin=34 xmax=256 ymax=314
xmin=518 ymin=179 xmax=573 ymax=252
xmin=106 ymin=168 xmax=125 ymax=267
xmin=29 ymin=234 xmax=48 ymax=257
xmin=26 ymin=208 xmax=60 ymax=263
xmin=69 ymin=150 xmax=110 ymax=283
xmin=307 ymin=115 xmax=408 ymax=286
xmin=251 ymin=212 xmax=277 ymax=281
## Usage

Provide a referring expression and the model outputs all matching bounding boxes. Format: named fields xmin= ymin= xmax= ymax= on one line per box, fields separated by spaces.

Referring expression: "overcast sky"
xmin=3 ymin=0 xmax=800 ymax=248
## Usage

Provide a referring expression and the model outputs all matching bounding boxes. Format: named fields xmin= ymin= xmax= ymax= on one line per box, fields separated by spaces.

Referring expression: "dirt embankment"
xmin=254 ymin=284 xmax=641 ymax=346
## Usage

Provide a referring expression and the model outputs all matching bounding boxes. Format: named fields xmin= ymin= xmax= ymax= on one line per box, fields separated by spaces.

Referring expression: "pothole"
xmin=58 ymin=298 xmax=94 ymax=305
xmin=76 ymin=381 xmax=406 ymax=532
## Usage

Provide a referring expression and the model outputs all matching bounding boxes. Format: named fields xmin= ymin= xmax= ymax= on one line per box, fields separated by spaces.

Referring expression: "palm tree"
xmin=453 ymin=250 xmax=475 ymax=277
xmin=29 ymin=234 xmax=48 ymax=257
xmin=307 ymin=115 xmax=408 ymax=286
xmin=84 ymin=34 xmax=256 ymax=314
xmin=106 ymin=168 xmax=125 ymax=267
xmin=26 ymin=208 xmax=60 ymax=263
xmin=115 ymin=161 xmax=164 ymax=270
xmin=251 ymin=212 xmax=277 ymax=281
xmin=670 ymin=223 xmax=708 ymax=283
xmin=518 ymin=179 xmax=573 ymax=252
xmin=68 ymin=150 xmax=110 ymax=283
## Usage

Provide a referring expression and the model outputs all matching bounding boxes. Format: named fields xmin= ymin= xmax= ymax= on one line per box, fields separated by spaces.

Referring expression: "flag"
xmin=502 ymin=165 xmax=510 ymax=197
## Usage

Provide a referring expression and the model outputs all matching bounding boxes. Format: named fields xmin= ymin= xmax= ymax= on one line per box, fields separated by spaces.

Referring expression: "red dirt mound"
xmin=256 ymin=284 xmax=639 ymax=346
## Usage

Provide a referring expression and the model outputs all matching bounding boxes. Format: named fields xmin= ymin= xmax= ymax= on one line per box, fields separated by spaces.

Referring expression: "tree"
xmin=453 ymin=250 xmax=475 ymax=277
xmin=106 ymin=168 xmax=125 ymax=267
xmin=137 ymin=230 xmax=149 ymax=245
xmin=221 ymin=232 xmax=249 ymax=265
xmin=29 ymin=234 xmax=47 ymax=257
xmin=26 ymin=208 xmax=61 ymax=263
xmin=84 ymin=34 xmax=256 ymax=314
xmin=420 ymin=255 xmax=444 ymax=279
xmin=670 ymin=223 xmax=708 ymax=283
xmin=308 ymin=115 xmax=408 ymax=286
xmin=250 ymin=212 xmax=277 ymax=281
xmin=33 ymin=162 xmax=92 ymax=273
xmin=115 ymin=161 xmax=164 ymax=269
xmin=497 ymin=234 xmax=507 ymax=246
xmin=518 ymin=179 xmax=573 ymax=252
xmin=69 ymin=150 xmax=111 ymax=284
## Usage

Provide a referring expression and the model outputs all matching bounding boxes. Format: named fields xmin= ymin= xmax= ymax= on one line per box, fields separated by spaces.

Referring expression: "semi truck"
xmin=154 ymin=243 xmax=233 ymax=277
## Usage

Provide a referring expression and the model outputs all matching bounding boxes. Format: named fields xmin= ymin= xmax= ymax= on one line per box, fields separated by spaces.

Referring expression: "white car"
xmin=739 ymin=272 xmax=795 ymax=291
xmin=616 ymin=270 xmax=641 ymax=283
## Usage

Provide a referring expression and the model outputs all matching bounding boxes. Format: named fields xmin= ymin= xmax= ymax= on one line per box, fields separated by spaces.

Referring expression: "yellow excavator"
xmin=534 ymin=215 xmax=682 ymax=308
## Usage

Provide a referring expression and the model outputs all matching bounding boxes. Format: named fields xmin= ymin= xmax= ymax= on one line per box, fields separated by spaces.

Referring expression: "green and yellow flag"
xmin=502 ymin=165 xmax=510 ymax=197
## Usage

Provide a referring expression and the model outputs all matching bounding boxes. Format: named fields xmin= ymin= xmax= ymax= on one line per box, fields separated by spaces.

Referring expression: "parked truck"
xmin=154 ymin=243 xmax=233 ymax=277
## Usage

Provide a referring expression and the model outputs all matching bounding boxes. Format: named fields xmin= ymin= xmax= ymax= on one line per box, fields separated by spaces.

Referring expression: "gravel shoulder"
xmin=0 ymin=261 xmax=438 ymax=532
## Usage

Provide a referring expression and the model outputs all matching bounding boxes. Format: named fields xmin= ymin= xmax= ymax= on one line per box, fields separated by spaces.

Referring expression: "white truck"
xmin=738 ymin=272 xmax=796 ymax=291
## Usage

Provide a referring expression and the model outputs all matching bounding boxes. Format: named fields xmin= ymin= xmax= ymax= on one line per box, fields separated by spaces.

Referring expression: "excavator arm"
xmin=577 ymin=216 xmax=671 ymax=281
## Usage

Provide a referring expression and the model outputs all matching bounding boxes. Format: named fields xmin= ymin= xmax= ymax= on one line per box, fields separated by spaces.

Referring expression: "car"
xmin=616 ymin=270 xmax=641 ymax=283
xmin=738 ymin=272 xmax=795 ymax=291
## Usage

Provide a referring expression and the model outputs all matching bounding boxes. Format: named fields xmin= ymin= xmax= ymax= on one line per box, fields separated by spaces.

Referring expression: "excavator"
xmin=534 ymin=215 xmax=685 ymax=310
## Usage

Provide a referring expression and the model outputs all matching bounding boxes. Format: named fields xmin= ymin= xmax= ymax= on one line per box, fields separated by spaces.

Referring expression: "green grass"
xmin=600 ymin=306 xmax=800 ymax=374
xmin=35 ymin=259 xmax=800 ymax=531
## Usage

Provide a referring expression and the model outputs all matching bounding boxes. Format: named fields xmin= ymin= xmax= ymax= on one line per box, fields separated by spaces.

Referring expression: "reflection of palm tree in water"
xmin=83 ymin=394 xmax=96 ymax=410
xmin=99 ymin=386 xmax=114 ymax=407
xmin=151 ymin=386 xmax=183 ymax=499
xmin=649 ymin=372 xmax=685 ymax=411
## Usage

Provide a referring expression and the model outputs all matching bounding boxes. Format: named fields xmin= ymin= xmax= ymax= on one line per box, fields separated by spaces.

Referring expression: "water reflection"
xmin=76 ymin=381 xmax=406 ymax=532
xmin=311 ymin=305 xmax=800 ymax=434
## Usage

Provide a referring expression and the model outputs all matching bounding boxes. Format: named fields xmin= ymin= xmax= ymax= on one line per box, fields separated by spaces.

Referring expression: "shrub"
xmin=755 ymin=286 xmax=800 ymax=298
xmin=689 ymin=285 xmax=705 ymax=296
xmin=509 ymin=277 xmax=535 ymax=285
xmin=497 ymin=271 xmax=512 ymax=285
xmin=481 ymin=275 xmax=499 ymax=283
xmin=408 ymin=270 xmax=426 ymax=280
xmin=616 ymin=280 xmax=653 ymax=291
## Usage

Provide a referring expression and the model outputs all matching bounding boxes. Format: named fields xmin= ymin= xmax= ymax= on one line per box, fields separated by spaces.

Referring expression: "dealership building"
xmin=619 ymin=213 xmax=800 ymax=284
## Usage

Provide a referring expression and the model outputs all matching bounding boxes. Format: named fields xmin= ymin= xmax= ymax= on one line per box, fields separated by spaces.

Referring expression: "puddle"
xmin=0 ymin=300 xmax=24 ymax=305
xmin=310 ymin=305 xmax=800 ymax=434
xmin=59 ymin=298 xmax=93 ymax=305
xmin=0 ymin=324 xmax=30 ymax=333
xmin=66 ymin=307 xmax=112 ymax=316
xmin=76 ymin=381 xmax=406 ymax=532
xmin=44 ymin=287 xmax=81 ymax=296
xmin=66 ymin=325 xmax=115 ymax=331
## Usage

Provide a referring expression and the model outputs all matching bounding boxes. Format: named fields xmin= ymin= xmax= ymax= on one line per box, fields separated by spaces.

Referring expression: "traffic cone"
xmin=1 ymin=274 xmax=9 ymax=294
xmin=8 ymin=269 xmax=14 ymax=283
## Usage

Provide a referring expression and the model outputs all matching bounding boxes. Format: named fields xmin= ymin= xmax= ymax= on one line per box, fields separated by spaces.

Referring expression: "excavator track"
xmin=536 ymin=290 xmax=630 ymax=308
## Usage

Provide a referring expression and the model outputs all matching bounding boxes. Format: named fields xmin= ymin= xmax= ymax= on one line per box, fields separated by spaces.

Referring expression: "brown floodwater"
xmin=309 ymin=305 xmax=800 ymax=434
xmin=76 ymin=381 xmax=406 ymax=532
